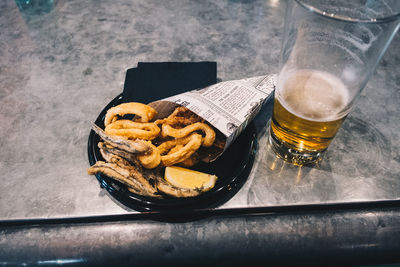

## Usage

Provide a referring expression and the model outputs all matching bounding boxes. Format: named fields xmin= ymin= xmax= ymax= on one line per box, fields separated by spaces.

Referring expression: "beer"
xmin=270 ymin=70 xmax=349 ymax=161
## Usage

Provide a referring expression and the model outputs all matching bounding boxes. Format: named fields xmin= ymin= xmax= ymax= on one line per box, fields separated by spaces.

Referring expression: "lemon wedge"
xmin=164 ymin=166 xmax=217 ymax=191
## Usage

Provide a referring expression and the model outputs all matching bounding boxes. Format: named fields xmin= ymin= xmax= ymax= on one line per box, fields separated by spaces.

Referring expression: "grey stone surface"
xmin=1 ymin=208 xmax=400 ymax=265
xmin=0 ymin=0 xmax=399 ymax=221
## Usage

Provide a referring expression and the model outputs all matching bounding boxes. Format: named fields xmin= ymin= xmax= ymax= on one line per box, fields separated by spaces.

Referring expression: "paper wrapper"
xmin=148 ymin=74 xmax=276 ymax=162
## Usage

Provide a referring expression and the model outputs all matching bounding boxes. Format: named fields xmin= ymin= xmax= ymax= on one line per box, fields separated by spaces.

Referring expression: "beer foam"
xmin=277 ymin=70 xmax=350 ymax=121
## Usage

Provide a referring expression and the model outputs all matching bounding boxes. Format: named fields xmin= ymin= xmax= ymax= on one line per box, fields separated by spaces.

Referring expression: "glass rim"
xmin=295 ymin=0 xmax=400 ymax=24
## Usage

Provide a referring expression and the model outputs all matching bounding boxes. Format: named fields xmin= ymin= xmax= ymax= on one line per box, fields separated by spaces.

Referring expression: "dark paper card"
xmin=123 ymin=61 xmax=217 ymax=103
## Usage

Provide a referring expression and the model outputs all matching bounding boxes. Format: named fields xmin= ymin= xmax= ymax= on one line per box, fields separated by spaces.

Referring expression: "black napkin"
xmin=123 ymin=62 xmax=217 ymax=103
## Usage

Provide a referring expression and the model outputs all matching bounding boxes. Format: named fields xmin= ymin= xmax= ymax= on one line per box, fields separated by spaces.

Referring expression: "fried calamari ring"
xmin=105 ymin=120 xmax=160 ymax=140
xmin=161 ymin=122 xmax=216 ymax=147
xmin=166 ymin=145 xmax=199 ymax=167
xmin=157 ymin=133 xmax=202 ymax=166
xmin=166 ymin=144 xmax=184 ymax=155
xmin=137 ymin=141 xmax=161 ymax=169
xmin=104 ymin=102 xmax=157 ymax=126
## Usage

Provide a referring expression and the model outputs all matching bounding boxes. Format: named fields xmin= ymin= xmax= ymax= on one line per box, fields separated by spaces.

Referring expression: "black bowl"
xmin=88 ymin=94 xmax=257 ymax=211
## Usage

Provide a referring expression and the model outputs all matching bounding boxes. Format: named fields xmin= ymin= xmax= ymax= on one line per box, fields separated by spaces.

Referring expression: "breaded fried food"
xmin=155 ymin=106 xmax=204 ymax=127
xmin=104 ymin=102 xmax=157 ymax=126
xmin=89 ymin=103 xmax=224 ymax=199
xmin=137 ymin=141 xmax=161 ymax=169
xmin=161 ymin=122 xmax=216 ymax=147
xmin=105 ymin=120 xmax=160 ymax=140
xmin=91 ymin=123 xmax=152 ymax=154
xmin=157 ymin=133 xmax=203 ymax=166
xmin=87 ymin=160 xmax=160 ymax=197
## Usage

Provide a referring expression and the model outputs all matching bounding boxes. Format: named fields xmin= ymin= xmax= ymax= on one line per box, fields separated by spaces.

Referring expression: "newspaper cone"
xmin=149 ymin=74 xmax=276 ymax=162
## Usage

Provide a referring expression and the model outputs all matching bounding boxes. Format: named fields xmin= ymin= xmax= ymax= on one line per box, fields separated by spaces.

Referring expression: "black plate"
xmin=88 ymin=94 xmax=257 ymax=211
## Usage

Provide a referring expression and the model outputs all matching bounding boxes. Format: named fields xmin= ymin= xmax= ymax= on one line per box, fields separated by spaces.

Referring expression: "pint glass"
xmin=269 ymin=0 xmax=400 ymax=165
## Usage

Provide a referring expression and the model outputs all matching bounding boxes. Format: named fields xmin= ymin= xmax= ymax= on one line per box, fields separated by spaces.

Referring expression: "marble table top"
xmin=1 ymin=0 xmax=399 ymax=221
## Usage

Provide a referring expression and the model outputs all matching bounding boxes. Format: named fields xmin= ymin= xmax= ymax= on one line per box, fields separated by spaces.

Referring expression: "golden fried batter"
xmin=157 ymin=133 xmax=202 ymax=166
xmin=104 ymin=102 xmax=157 ymax=126
xmin=161 ymin=122 xmax=216 ymax=147
xmin=105 ymin=120 xmax=160 ymax=140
